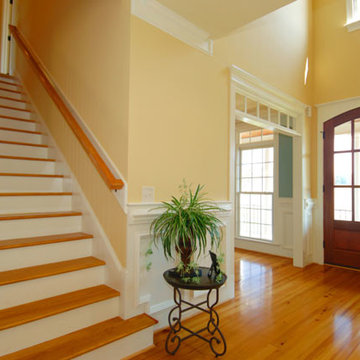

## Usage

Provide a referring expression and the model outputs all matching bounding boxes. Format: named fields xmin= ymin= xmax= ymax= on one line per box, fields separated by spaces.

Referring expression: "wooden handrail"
xmin=9 ymin=25 xmax=124 ymax=190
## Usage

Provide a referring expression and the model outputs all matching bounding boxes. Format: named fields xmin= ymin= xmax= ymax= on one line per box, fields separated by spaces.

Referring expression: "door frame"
xmin=230 ymin=65 xmax=309 ymax=267
xmin=315 ymin=97 xmax=360 ymax=265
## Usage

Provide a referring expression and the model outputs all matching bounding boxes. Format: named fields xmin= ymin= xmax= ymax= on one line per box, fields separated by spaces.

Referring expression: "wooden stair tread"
xmin=0 ymin=104 xmax=31 ymax=113
xmin=0 ymin=140 xmax=47 ymax=147
xmin=0 ymin=173 xmax=63 ymax=178
xmin=0 ymin=211 xmax=82 ymax=221
xmin=0 ymin=155 xmax=54 ymax=162
xmin=0 ymin=192 xmax=71 ymax=196
xmin=0 ymin=285 xmax=119 ymax=331
xmin=0 ymin=232 xmax=92 ymax=250
xmin=0 ymin=315 xmax=157 ymax=360
xmin=0 ymin=127 xmax=41 ymax=134
xmin=0 ymin=115 xmax=35 ymax=123
xmin=0 ymin=257 xmax=105 ymax=286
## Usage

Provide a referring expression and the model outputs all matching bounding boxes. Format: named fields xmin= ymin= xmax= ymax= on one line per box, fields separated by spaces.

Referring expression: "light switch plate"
xmin=142 ymin=186 xmax=155 ymax=202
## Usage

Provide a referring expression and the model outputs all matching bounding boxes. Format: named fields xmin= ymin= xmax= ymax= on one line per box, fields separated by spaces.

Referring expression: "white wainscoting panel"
xmin=126 ymin=201 xmax=234 ymax=328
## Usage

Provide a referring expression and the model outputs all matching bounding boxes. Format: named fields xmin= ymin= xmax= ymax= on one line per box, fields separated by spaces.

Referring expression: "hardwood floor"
xmin=131 ymin=249 xmax=360 ymax=359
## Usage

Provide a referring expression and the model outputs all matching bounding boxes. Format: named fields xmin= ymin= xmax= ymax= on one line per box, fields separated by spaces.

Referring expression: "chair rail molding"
xmin=131 ymin=0 xmax=213 ymax=55
xmin=124 ymin=201 xmax=234 ymax=326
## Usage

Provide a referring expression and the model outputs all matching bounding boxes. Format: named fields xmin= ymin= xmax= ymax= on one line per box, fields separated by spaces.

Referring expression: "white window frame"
xmin=346 ymin=0 xmax=360 ymax=32
xmin=236 ymin=139 xmax=275 ymax=243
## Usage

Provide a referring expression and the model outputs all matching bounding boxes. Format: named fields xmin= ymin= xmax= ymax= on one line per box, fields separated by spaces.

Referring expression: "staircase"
xmin=0 ymin=74 xmax=157 ymax=359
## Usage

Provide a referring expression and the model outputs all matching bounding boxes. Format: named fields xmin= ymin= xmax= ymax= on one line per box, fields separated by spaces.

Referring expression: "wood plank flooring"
xmin=131 ymin=249 xmax=360 ymax=359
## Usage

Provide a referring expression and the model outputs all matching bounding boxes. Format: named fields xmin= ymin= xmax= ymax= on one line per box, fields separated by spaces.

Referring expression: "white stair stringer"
xmin=0 ymin=297 xmax=120 ymax=356
xmin=0 ymin=74 xmax=157 ymax=359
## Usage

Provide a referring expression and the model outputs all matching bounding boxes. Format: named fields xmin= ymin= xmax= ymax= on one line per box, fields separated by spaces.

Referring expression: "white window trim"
xmin=236 ymin=140 xmax=275 ymax=243
xmin=346 ymin=0 xmax=360 ymax=32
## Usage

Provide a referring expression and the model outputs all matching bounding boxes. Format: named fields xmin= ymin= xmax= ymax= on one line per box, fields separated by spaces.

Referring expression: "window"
xmin=236 ymin=145 xmax=274 ymax=241
xmin=346 ymin=0 xmax=360 ymax=31
xmin=235 ymin=93 xmax=297 ymax=133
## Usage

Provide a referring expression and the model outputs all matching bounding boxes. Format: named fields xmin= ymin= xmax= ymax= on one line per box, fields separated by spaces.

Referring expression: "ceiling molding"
xmin=131 ymin=0 xmax=213 ymax=55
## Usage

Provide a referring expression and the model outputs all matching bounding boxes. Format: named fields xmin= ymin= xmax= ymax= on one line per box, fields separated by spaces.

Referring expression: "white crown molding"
xmin=131 ymin=0 xmax=213 ymax=55
xmin=230 ymin=65 xmax=307 ymax=115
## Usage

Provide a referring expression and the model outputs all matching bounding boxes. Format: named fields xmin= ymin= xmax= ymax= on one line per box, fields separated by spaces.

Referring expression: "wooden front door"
xmin=324 ymin=107 xmax=360 ymax=268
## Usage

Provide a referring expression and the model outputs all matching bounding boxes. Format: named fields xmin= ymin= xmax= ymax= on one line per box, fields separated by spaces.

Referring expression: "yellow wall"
xmin=15 ymin=0 xmax=130 ymax=180
xmin=14 ymin=0 xmax=130 ymax=266
xmin=128 ymin=0 xmax=313 ymax=202
xmin=313 ymin=0 xmax=360 ymax=104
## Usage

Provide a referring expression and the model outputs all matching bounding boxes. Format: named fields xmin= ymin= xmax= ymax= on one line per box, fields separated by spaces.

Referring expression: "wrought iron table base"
xmin=165 ymin=287 xmax=226 ymax=357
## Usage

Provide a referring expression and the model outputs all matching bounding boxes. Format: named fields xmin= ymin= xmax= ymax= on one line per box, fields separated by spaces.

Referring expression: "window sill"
xmin=235 ymin=236 xmax=279 ymax=246
xmin=345 ymin=19 xmax=360 ymax=32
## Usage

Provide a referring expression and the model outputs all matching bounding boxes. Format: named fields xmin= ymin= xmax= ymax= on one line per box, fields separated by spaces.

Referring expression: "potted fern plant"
xmin=148 ymin=182 xmax=224 ymax=281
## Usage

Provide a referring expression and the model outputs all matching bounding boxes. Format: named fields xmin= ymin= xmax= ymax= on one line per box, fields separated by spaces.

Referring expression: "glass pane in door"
xmin=334 ymin=188 xmax=352 ymax=221
xmin=355 ymin=119 xmax=360 ymax=149
xmin=334 ymin=153 xmax=352 ymax=185
xmin=355 ymin=189 xmax=360 ymax=222
xmin=355 ymin=152 xmax=360 ymax=185
xmin=334 ymin=121 xmax=352 ymax=151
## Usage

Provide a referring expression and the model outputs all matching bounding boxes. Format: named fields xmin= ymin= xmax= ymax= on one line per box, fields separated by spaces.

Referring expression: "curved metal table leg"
xmin=165 ymin=287 xmax=182 ymax=355
xmin=207 ymin=289 xmax=227 ymax=357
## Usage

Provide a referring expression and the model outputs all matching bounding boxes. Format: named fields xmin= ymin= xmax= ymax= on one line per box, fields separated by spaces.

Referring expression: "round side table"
xmin=163 ymin=267 xmax=227 ymax=357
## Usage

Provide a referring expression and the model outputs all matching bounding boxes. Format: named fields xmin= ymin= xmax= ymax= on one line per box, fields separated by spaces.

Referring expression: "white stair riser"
xmin=0 ymin=239 xmax=92 ymax=271
xmin=0 ymin=297 xmax=120 ymax=356
xmin=0 ymin=118 xmax=36 ymax=131
xmin=0 ymin=215 xmax=81 ymax=240
xmin=0 ymin=98 xmax=29 ymax=110
xmin=0 ymin=89 xmax=25 ymax=100
xmin=0 ymin=266 xmax=105 ymax=309
xmin=0 ymin=82 xmax=22 ymax=92
xmin=0 ymin=129 xmax=42 ymax=144
xmin=0 ymin=159 xmax=55 ymax=174
xmin=75 ymin=327 xmax=154 ymax=360
xmin=0 ymin=195 xmax=72 ymax=213
xmin=0 ymin=143 xmax=48 ymax=158
xmin=0 ymin=107 xmax=32 ymax=120
xmin=0 ymin=77 xmax=19 ymax=85
xmin=0 ymin=176 xmax=63 ymax=192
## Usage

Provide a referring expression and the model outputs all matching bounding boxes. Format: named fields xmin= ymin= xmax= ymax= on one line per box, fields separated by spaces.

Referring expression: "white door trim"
xmin=230 ymin=65 xmax=308 ymax=267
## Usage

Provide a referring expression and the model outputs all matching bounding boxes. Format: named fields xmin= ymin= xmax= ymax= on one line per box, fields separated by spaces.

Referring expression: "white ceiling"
xmin=156 ymin=0 xmax=296 ymax=38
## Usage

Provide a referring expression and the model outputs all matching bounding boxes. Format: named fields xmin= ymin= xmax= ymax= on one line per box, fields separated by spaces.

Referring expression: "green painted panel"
xmin=279 ymin=134 xmax=293 ymax=198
